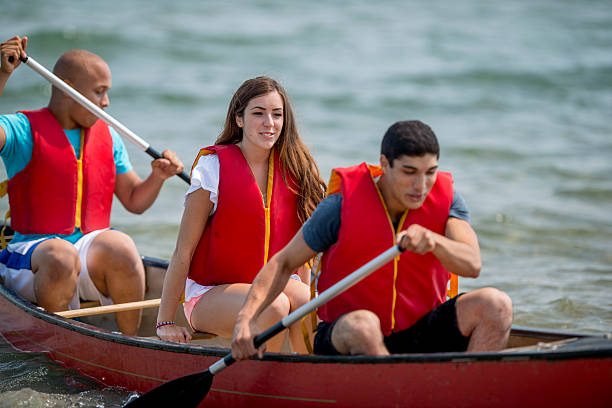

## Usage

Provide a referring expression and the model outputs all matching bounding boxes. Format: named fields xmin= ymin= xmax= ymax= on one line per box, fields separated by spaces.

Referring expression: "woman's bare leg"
xmin=282 ymin=278 xmax=313 ymax=354
xmin=190 ymin=283 xmax=290 ymax=353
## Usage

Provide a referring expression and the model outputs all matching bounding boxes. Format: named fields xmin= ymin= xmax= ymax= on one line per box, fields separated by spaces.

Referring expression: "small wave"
xmin=25 ymin=28 xmax=126 ymax=59
xmin=447 ymin=145 xmax=524 ymax=161
xmin=386 ymin=68 xmax=559 ymax=92
xmin=555 ymin=186 xmax=612 ymax=203
xmin=110 ymin=87 xmax=202 ymax=107
xmin=548 ymin=297 xmax=608 ymax=319
xmin=0 ymin=387 xmax=130 ymax=408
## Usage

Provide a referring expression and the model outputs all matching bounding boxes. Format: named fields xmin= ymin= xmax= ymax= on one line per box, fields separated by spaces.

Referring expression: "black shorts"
xmin=313 ymin=294 xmax=469 ymax=355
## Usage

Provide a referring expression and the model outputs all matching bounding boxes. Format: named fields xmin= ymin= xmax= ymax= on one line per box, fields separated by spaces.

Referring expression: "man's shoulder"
xmin=0 ymin=112 xmax=30 ymax=133
xmin=449 ymin=190 xmax=470 ymax=223
xmin=302 ymin=193 xmax=343 ymax=253
xmin=0 ymin=112 xmax=33 ymax=151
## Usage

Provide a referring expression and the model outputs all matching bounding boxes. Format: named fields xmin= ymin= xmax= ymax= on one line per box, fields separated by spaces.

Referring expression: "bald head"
xmin=52 ymin=49 xmax=108 ymax=83
xmin=48 ymin=49 xmax=112 ymax=129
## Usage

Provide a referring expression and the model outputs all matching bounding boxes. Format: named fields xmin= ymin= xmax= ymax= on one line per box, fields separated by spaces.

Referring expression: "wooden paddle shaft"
xmin=57 ymin=298 xmax=161 ymax=318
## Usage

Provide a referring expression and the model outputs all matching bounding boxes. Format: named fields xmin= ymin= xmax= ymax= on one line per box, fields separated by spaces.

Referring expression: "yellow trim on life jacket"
xmin=371 ymin=172 xmax=408 ymax=332
xmin=300 ymin=315 xmax=314 ymax=354
xmin=310 ymin=258 xmax=321 ymax=332
xmin=0 ymin=179 xmax=7 ymax=198
xmin=262 ymin=149 xmax=274 ymax=264
xmin=74 ymin=129 xmax=85 ymax=229
xmin=390 ymin=211 xmax=408 ymax=331
xmin=306 ymin=254 xmax=322 ymax=353
xmin=447 ymin=273 xmax=458 ymax=298
xmin=327 ymin=170 xmax=341 ymax=195
xmin=1 ymin=210 xmax=11 ymax=250
xmin=190 ymin=149 xmax=214 ymax=179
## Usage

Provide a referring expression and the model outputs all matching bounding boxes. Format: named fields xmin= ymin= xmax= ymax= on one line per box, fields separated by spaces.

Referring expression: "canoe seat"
xmin=80 ymin=300 xmax=101 ymax=308
xmin=192 ymin=331 xmax=217 ymax=340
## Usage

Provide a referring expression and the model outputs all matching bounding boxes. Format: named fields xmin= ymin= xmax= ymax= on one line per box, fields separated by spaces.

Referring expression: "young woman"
xmin=156 ymin=77 xmax=325 ymax=353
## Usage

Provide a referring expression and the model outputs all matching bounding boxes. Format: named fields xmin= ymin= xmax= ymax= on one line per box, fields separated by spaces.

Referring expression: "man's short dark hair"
xmin=380 ymin=120 xmax=440 ymax=166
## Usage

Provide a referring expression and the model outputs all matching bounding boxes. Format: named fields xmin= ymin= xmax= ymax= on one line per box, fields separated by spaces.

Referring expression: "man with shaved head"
xmin=0 ymin=35 xmax=184 ymax=335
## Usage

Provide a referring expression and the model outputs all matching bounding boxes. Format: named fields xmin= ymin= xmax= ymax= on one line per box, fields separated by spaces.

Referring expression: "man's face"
xmin=381 ymin=153 xmax=438 ymax=211
xmin=69 ymin=59 xmax=111 ymax=128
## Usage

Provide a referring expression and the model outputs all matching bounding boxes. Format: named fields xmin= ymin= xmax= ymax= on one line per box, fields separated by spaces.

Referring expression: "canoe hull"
xmin=1 ymin=258 xmax=612 ymax=408
xmin=2 ymin=290 xmax=611 ymax=407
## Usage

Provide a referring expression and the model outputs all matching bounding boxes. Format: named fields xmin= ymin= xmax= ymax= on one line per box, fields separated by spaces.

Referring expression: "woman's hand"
xmin=157 ymin=324 xmax=192 ymax=343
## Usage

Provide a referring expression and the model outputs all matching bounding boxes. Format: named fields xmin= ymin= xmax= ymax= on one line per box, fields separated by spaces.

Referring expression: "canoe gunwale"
xmin=1 ymin=257 xmax=612 ymax=366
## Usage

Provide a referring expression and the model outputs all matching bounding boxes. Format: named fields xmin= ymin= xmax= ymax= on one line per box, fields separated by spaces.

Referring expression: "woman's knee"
xmin=283 ymin=280 xmax=311 ymax=310
xmin=260 ymin=293 xmax=291 ymax=324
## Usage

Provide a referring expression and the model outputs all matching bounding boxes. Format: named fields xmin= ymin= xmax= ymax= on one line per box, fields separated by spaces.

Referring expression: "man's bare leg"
xmin=331 ymin=310 xmax=389 ymax=356
xmin=87 ymin=230 xmax=145 ymax=335
xmin=31 ymin=239 xmax=80 ymax=312
xmin=456 ymin=287 xmax=513 ymax=352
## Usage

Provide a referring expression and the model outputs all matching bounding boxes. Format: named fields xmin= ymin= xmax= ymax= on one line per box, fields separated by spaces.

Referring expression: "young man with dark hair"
xmin=232 ymin=120 xmax=512 ymax=358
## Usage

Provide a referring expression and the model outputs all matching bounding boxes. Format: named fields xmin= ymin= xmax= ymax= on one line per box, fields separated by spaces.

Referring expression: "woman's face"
xmin=236 ymin=91 xmax=284 ymax=152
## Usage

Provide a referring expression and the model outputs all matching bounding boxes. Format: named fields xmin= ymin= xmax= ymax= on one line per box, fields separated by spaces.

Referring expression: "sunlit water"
xmin=1 ymin=0 xmax=611 ymax=405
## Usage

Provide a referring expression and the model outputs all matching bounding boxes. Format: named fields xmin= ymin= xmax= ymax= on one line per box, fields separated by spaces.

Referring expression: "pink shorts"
xmin=183 ymin=289 xmax=212 ymax=330
xmin=182 ymin=274 xmax=302 ymax=330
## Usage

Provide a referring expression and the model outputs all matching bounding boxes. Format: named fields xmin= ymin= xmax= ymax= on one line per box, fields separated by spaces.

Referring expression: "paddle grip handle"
xmin=8 ymin=56 xmax=28 ymax=63
xmin=145 ymin=146 xmax=191 ymax=184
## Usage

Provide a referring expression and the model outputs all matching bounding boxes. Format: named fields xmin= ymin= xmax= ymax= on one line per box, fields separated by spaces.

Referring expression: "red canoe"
xmin=1 ymin=255 xmax=611 ymax=408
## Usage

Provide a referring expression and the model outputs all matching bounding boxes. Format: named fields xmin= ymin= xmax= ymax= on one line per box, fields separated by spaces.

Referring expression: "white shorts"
xmin=0 ymin=229 xmax=113 ymax=310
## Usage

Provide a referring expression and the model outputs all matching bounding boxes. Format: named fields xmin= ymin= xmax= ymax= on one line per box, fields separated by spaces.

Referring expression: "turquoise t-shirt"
xmin=0 ymin=112 xmax=133 ymax=244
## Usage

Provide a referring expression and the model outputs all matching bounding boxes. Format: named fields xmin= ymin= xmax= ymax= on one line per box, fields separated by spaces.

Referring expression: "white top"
xmin=185 ymin=153 xmax=220 ymax=214
xmin=184 ymin=153 xmax=220 ymax=301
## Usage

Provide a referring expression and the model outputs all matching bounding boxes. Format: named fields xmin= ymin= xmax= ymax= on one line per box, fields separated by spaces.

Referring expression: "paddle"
xmin=56 ymin=298 xmax=162 ymax=318
xmin=8 ymin=55 xmax=190 ymax=184
xmin=123 ymin=244 xmax=404 ymax=408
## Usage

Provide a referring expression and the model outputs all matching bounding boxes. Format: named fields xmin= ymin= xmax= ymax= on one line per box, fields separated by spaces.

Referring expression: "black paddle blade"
xmin=123 ymin=369 xmax=213 ymax=408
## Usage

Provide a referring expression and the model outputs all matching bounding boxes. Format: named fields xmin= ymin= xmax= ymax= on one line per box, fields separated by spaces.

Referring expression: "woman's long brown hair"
xmin=215 ymin=76 xmax=326 ymax=222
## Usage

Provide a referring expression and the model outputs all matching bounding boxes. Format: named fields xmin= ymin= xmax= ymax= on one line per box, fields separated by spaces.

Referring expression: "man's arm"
xmin=0 ymin=36 xmax=28 ymax=151
xmin=398 ymin=218 xmax=481 ymax=278
xmin=114 ymin=149 xmax=184 ymax=214
xmin=437 ymin=217 xmax=481 ymax=277
xmin=232 ymin=230 xmax=317 ymax=360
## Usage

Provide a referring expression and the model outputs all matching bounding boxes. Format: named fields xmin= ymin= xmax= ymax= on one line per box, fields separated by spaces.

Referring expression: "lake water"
xmin=1 ymin=0 xmax=611 ymax=406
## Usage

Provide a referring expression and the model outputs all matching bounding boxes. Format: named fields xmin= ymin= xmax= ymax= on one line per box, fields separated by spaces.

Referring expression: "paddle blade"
xmin=123 ymin=369 xmax=213 ymax=408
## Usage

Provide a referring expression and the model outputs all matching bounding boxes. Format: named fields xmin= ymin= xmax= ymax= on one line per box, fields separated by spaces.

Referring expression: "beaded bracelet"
xmin=156 ymin=321 xmax=175 ymax=330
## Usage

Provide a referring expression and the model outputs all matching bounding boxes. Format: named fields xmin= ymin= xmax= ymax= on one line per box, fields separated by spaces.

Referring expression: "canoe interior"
xmin=0 ymin=217 xmax=609 ymax=353
xmin=98 ymin=255 xmax=612 ymax=350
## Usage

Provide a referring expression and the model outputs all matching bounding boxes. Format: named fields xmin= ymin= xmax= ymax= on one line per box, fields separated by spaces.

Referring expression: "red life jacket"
xmin=188 ymin=144 xmax=302 ymax=285
xmin=7 ymin=108 xmax=115 ymax=235
xmin=317 ymin=163 xmax=454 ymax=335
